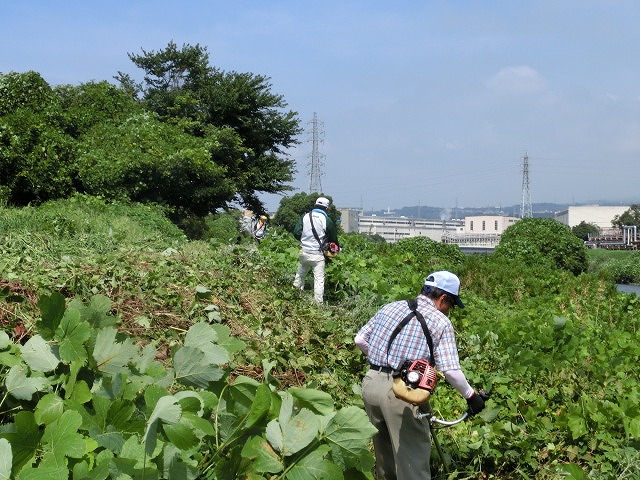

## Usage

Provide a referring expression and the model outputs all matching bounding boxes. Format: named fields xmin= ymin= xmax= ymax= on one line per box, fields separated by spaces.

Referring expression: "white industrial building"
xmin=338 ymin=209 xmax=518 ymax=248
xmin=554 ymin=205 xmax=629 ymax=229
xmin=357 ymin=214 xmax=463 ymax=243
xmin=442 ymin=215 xmax=519 ymax=249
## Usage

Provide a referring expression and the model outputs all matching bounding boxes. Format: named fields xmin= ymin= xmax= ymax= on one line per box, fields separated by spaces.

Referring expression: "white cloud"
xmin=486 ymin=66 xmax=548 ymax=95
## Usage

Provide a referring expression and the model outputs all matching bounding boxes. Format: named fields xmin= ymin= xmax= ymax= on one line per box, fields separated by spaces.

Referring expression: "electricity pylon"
xmin=307 ymin=113 xmax=325 ymax=193
xmin=520 ymin=152 xmax=532 ymax=218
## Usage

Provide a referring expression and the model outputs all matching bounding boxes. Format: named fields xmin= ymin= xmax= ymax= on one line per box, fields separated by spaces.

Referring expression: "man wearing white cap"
xmin=354 ymin=271 xmax=485 ymax=480
xmin=292 ymin=196 xmax=339 ymax=303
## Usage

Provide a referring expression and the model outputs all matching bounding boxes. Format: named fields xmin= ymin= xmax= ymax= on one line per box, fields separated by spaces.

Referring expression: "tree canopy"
xmin=571 ymin=220 xmax=600 ymax=241
xmin=116 ymin=41 xmax=302 ymax=212
xmin=0 ymin=41 xmax=302 ymax=218
xmin=273 ymin=192 xmax=341 ymax=234
xmin=612 ymin=204 xmax=640 ymax=229
xmin=0 ymin=71 xmax=76 ymax=205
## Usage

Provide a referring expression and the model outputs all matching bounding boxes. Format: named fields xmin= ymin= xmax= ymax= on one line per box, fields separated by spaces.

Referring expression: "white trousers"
xmin=293 ymin=251 xmax=325 ymax=303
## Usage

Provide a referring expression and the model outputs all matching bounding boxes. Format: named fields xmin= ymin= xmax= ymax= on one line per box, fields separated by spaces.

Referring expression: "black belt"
xmin=369 ymin=364 xmax=394 ymax=373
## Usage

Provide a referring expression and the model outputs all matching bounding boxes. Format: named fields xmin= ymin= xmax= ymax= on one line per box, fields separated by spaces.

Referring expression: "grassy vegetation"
xmin=1 ymin=196 xmax=639 ymax=479
xmin=586 ymin=249 xmax=640 ymax=284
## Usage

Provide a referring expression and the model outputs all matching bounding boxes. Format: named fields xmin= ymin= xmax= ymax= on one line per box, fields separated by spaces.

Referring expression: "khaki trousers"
xmin=362 ymin=369 xmax=432 ymax=480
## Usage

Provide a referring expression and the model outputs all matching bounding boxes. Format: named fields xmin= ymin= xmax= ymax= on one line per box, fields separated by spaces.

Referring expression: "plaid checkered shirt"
xmin=357 ymin=295 xmax=462 ymax=372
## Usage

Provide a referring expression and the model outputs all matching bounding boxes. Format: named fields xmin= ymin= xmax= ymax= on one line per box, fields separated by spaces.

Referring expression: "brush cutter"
xmin=416 ymin=389 xmax=491 ymax=474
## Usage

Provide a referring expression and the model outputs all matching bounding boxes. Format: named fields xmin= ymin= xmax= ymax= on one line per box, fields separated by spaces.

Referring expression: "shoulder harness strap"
xmin=308 ymin=212 xmax=324 ymax=248
xmin=386 ymin=298 xmax=435 ymax=367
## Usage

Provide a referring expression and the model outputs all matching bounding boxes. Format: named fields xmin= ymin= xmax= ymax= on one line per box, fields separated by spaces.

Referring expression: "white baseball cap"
xmin=424 ymin=271 xmax=464 ymax=308
xmin=315 ymin=197 xmax=330 ymax=208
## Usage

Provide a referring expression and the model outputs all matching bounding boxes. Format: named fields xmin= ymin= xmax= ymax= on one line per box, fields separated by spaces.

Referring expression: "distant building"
xmin=357 ymin=214 xmax=463 ymax=243
xmin=554 ymin=205 xmax=629 ymax=229
xmin=462 ymin=215 xmax=519 ymax=234
xmin=442 ymin=215 xmax=519 ymax=250
xmin=340 ymin=210 xmax=519 ymax=247
xmin=337 ymin=208 xmax=360 ymax=233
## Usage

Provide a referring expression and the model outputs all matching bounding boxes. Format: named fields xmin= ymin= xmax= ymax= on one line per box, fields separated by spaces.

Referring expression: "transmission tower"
xmin=306 ymin=113 xmax=325 ymax=193
xmin=520 ymin=152 xmax=532 ymax=218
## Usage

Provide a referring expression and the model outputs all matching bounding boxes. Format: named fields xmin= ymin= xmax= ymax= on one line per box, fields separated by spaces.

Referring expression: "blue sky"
xmin=2 ymin=1 xmax=639 ymax=212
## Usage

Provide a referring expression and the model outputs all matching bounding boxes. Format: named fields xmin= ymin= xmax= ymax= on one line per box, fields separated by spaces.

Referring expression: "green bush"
xmin=495 ymin=217 xmax=588 ymax=275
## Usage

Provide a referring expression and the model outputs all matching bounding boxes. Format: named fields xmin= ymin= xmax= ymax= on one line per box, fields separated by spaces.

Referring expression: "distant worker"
xmin=252 ymin=215 xmax=268 ymax=241
xmin=293 ymin=196 xmax=339 ymax=303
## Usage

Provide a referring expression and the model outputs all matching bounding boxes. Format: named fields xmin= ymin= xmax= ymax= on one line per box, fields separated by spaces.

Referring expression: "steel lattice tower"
xmin=307 ymin=113 xmax=325 ymax=193
xmin=520 ymin=152 xmax=532 ymax=218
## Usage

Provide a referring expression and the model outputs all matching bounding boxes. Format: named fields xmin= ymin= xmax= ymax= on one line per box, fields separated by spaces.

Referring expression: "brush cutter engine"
xmin=399 ymin=359 xmax=438 ymax=392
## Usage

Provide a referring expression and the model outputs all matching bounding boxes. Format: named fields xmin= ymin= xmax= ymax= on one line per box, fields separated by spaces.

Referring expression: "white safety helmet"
xmin=315 ymin=197 xmax=330 ymax=208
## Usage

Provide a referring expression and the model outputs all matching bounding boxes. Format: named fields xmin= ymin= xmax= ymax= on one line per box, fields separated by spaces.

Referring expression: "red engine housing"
xmin=405 ymin=359 xmax=438 ymax=392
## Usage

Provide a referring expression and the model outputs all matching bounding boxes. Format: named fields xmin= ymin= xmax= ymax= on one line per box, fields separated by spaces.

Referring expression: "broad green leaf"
xmin=210 ymin=323 xmax=245 ymax=354
xmin=144 ymin=395 xmax=182 ymax=455
xmin=163 ymin=422 xmax=200 ymax=450
xmin=241 ymin=435 xmax=283 ymax=474
xmin=0 ymin=345 xmax=22 ymax=368
xmin=64 ymin=360 xmax=82 ymax=400
xmin=134 ymin=342 xmax=158 ymax=373
xmin=0 ymin=438 xmax=12 ymax=480
xmin=148 ymin=396 xmax=182 ymax=425
xmin=174 ymin=390 xmax=205 ymax=416
xmin=87 ymin=425 xmax=126 ymax=454
xmin=0 ymin=331 xmax=10 ymax=350
xmin=5 ymin=364 xmax=48 ymax=400
xmin=56 ymin=307 xmax=90 ymax=363
xmin=15 ymin=465 xmax=68 ymax=480
xmin=289 ymin=387 xmax=335 ymax=416
xmin=36 ymin=292 xmax=66 ymax=340
xmin=20 ymin=335 xmax=59 ymax=372
xmin=93 ymin=327 xmax=138 ymax=375
xmin=266 ymin=408 xmax=319 ymax=456
xmin=567 ymin=414 xmax=587 ymax=439
xmin=285 ymin=445 xmax=343 ymax=480
xmin=184 ymin=321 xmax=218 ymax=346
xmin=181 ymin=412 xmax=215 ymax=437
xmin=266 ymin=419 xmax=283 ymax=453
xmin=106 ymin=399 xmax=137 ymax=432
xmin=121 ymin=434 xmax=153 ymax=463
xmin=195 ymin=285 xmax=212 ymax=299
xmin=216 ymin=411 xmax=243 ymax=444
xmin=69 ymin=379 xmax=92 ymax=405
xmin=558 ymin=463 xmax=587 ymax=479
xmin=173 ymin=346 xmax=224 ymax=388
xmin=34 ymin=393 xmax=65 ymax=425
xmin=165 ymin=442 xmax=199 ymax=479
xmin=262 ymin=358 xmax=277 ymax=381
xmin=41 ymin=410 xmax=86 ymax=460
xmin=323 ymin=406 xmax=377 ymax=471
xmin=80 ymin=295 xmax=117 ymax=328
xmin=184 ymin=322 xmax=230 ymax=365
xmin=109 ymin=458 xmax=160 ymax=480
xmin=0 ymin=411 xmax=40 ymax=472
xmin=226 ymin=375 xmax=261 ymax=418
xmin=246 ymin=383 xmax=272 ymax=428
xmin=278 ymin=392 xmax=294 ymax=425
xmin=71 ymin=459 xmax=110 ymax=480
xmin=626 ymin=416 xmax=640 ymax=438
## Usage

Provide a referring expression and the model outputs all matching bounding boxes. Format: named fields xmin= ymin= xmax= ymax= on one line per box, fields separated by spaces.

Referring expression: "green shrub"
xmin=495 ymin=217 xmax=588 ymax=275
xmin=203 ymin=210 xmax=244 ymax=244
